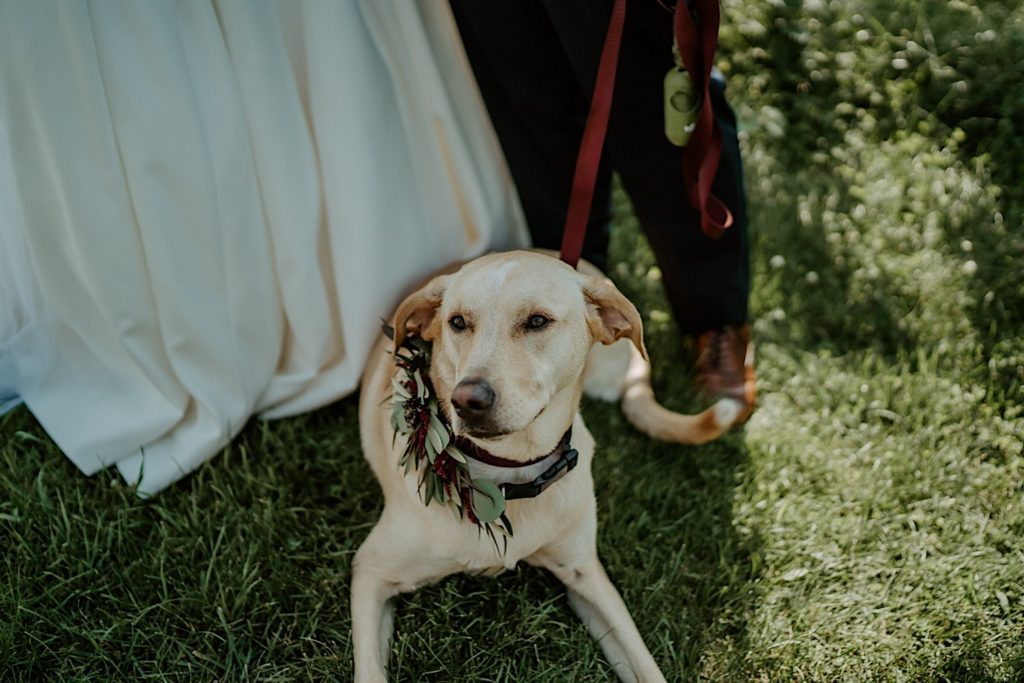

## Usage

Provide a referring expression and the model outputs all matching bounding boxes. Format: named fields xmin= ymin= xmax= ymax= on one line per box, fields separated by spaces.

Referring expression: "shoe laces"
xmin=704 ymin=327 xmax=736 ymax=372
xmin=700 ymin=327 xmax=741 ymax=376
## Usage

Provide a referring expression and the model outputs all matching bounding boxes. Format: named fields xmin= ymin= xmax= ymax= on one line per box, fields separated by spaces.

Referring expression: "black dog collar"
xmin=457 ymin=428 xmax=579 ymax=501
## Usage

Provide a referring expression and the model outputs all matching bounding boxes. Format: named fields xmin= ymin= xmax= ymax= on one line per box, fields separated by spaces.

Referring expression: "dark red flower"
xmin=459 ymin=487 xmax=478 ymax=524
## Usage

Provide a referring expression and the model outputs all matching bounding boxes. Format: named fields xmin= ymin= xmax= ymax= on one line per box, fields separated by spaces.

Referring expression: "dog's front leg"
xmin=534 ymin=544 xmax=667 ymax=683
xmin=351 ymin=512 xmax=451 ymax=682
xmin=351 ymin=532 xmax=399 ymax=683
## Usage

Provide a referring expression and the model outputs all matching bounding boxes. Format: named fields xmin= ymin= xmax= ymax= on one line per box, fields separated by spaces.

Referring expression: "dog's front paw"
xmin=354 ymin=668 xmax=388 ymax=683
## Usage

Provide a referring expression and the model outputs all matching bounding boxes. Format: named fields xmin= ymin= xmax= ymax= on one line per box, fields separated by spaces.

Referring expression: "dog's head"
xmin=392 ymin=251 xmax=646 ymax=443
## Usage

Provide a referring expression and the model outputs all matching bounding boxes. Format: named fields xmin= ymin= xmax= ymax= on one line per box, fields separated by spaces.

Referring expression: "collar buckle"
xmin=500 ymin=429 xmax=579 ymax=501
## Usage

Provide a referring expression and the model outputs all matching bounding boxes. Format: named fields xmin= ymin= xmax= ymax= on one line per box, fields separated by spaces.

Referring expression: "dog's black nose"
xmin=451 ymin=378 xmax=495 ymax=417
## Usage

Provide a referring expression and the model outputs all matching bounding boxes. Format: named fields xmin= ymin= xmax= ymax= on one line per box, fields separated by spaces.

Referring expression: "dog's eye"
xmin=449 ymin=315 xmax=467 ymax=332
xmin=525 ymin=314 xmax=550 ymax=330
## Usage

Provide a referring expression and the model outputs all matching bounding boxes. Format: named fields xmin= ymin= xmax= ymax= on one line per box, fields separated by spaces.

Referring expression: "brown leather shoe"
xmin=693 ymin=324 xmax=756 ymax=425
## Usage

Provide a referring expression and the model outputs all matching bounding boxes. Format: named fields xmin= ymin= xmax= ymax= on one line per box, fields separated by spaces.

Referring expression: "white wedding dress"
xmin=0 ymin=0 xmax=528 ymax=494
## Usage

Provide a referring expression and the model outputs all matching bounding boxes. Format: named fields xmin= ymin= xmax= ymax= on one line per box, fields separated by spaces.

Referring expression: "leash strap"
xmin=560 ymin=0 xmax=731 ymax=267
xmin=674 ymin=0 xmax=732 ymax=238
xmin=559 ymin=0 xmax=627 ymax=268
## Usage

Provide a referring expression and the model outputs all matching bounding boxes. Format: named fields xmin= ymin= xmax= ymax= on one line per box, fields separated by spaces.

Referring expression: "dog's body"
xmin=353 ymin=251 xmax=739 ymax=682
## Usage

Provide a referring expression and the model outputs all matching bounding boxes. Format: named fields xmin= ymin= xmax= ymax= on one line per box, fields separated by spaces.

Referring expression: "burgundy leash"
xmin=558 ymin=0 xmax=627 ymax=268
xmin=675 ymin=0 xmax=733 ymax=238
xmin=559 ymin=0 xmax=731 ymax=268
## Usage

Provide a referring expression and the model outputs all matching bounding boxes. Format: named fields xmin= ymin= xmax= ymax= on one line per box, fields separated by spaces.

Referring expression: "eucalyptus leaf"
xmin=392 ymin=377 xmax=411 ymax=399
xmin=470 ymin=479 xmax=506 ymax=524
xmin=494 ymin=514 xmax=513 ymax=538
xmin=426 ymin=425 xmax=444 ymax=460
xmin=446 ymin=445 xmax=468 ymax=464
xmin=428 ymin=413 xmax=451 ymax=451
xmin=391 ymin=403 xmax=407 ymax=434
xmin=423 ymin=473 xmax=435 ymax=506
xmin=410 ymin=337 xmax=430 ymax=356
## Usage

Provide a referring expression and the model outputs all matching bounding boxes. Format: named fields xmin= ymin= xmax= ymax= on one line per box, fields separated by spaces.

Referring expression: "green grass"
xmin=2 ymin=1 xmax=1023 ymax=680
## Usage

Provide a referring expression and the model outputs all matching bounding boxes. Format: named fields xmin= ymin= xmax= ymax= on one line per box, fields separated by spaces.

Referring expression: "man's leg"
xmin=541 ymin=0 xmax=754 ymax=415
xmin=448 ymin=0 xmax=613 ymax=271
xmin=452 ymin=0 xmax=754 ymax=415
xmin=539 ymin=0 xmax=749 ymax=333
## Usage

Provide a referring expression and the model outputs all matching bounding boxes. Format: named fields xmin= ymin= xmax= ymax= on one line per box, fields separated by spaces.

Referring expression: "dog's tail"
xmin=585 ymin=340 xmax=741 ymax=445
xmin=622 ymin=343 xmax=741 ymax=444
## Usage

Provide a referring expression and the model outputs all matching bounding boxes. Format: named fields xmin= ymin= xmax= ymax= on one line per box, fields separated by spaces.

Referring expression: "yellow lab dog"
xmin=353 ymin=250 xmax=740 ymax=682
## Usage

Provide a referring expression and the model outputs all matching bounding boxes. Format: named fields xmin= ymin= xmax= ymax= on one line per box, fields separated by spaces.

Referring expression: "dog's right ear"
xmin=581 ymin=275 xmax=649 ymax=361
xmin=392 ymin=274 xmax=449 ymax=349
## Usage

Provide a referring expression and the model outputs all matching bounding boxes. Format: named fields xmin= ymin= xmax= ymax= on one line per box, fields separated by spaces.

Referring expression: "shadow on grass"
xmin=587 ymin=398 xmax=762 ymax=680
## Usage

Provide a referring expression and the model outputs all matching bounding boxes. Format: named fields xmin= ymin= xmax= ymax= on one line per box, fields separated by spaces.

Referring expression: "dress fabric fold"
xmin=0 ymin=0 xmax=528 ymax=495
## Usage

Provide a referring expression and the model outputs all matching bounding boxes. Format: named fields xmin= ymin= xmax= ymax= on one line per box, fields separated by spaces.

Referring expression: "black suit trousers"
xmin=449 ymin=0 xmax=750 ymax=333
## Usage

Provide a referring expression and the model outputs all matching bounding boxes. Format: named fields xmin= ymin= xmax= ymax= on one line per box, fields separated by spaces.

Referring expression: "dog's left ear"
xmin=582 ymin=275 xmax=648 ymax=360
xmin=393 ymin=274 xmax=449 ymax=349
